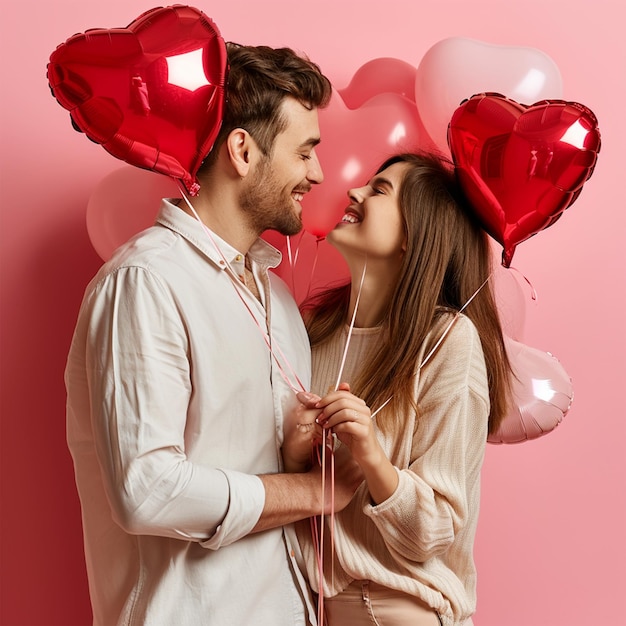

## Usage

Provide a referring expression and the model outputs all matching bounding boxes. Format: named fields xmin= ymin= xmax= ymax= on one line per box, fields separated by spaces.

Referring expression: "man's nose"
xmin=306 ymin=148 xmax=323 ymax=184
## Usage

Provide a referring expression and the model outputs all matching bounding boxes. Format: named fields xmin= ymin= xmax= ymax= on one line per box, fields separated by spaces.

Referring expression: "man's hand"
xmin=314 ymin=438 xmax=364 ymax=514
xmin=282 ymin=407 xmax=323 ymax=473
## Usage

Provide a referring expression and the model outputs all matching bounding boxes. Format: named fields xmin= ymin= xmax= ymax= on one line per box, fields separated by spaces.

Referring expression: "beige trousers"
xmin=323 ymin=580 xmax=442 ymax=626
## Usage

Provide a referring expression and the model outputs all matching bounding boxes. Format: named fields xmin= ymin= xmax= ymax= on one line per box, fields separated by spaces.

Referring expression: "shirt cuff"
xmin=200 ymin=470 xmax=265 ymax=549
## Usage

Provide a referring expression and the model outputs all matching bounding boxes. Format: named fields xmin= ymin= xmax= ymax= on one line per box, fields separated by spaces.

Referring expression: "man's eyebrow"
xmin=299 ymin=137 xmax=321 ymax=149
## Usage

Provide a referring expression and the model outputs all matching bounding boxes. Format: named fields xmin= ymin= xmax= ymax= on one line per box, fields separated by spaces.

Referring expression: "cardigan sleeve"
xmin=363 ymin=315 xmax=489 ymax=564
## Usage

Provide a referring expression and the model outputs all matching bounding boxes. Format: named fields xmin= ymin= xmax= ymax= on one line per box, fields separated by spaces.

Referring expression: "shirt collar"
xmin=156 ymin=198 xmax=283 ymax=273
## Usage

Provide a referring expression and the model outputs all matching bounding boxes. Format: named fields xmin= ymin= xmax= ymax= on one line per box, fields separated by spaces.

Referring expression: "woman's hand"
xmin=313 ymin=384 xmax=381 ymax=468
xmin=312 ymin=383 xmax=399 ymax=504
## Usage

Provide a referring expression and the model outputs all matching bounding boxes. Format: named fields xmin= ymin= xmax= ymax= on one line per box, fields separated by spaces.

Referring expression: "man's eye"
xmin=300 ymin=154 xmax=312 ymax=161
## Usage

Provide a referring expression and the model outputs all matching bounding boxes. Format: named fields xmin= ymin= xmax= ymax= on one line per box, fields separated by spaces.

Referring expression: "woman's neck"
xmin=347 ymin=259 xmax=400 ymax=328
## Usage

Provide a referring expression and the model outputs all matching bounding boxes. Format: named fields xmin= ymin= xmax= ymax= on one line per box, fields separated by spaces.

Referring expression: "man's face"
xmin=240 ymin=97 xmax=323 ymax=236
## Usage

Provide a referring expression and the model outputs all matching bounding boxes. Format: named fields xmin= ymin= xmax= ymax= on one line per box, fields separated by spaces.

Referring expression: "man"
xmin=65 ymin=43 xmax=360 ymax=626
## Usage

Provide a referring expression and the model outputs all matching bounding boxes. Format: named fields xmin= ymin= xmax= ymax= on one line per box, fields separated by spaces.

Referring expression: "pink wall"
xmin=1 ymin=1 xmax=624 ymax=624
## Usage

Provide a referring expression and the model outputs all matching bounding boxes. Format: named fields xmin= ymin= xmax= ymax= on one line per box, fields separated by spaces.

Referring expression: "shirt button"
xmin=235 ymin=254 xmax=243 ymax=261
xmin=219 ymin=260 xmax=225 ymax=266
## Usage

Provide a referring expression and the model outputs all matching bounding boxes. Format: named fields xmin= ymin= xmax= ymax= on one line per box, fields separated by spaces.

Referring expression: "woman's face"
xmin=328 ymin=161 xmax=408 ymax=262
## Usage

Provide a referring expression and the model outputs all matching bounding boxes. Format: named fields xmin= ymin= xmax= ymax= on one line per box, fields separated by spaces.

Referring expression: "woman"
xmin=284 ymin=151 xmax=513 ymax=626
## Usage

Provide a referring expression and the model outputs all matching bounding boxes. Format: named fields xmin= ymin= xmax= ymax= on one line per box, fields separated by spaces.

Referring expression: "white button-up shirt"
xmin=66 ymin=200 xmax=314 ymax=625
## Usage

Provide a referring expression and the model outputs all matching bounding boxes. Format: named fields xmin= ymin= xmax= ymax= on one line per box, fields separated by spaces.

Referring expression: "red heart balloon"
xmin=448 ymin=93 xmax=600 ymax=266
xmin=47 ymin=5 xmax=227 ymax=195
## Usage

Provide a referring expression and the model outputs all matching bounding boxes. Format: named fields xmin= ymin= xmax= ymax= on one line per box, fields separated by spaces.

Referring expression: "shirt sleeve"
xmin=84 ymin=265 xmax=265 ymax=545
xmin=363 ymin=315 xmax=489 ymax=563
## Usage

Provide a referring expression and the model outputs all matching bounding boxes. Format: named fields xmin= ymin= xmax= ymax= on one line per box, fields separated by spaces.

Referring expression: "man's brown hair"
xmin=199 ymin=43 xmax=331 ymax=172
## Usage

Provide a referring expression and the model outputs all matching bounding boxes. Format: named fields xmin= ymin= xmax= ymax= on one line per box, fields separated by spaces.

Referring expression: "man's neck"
xmin=180 ymin=196 xmax=259 ymax=255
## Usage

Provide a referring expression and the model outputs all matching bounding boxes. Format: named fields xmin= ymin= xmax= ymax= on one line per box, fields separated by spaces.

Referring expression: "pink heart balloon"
xmin=340 ymin=57 xmax=417 ymax=109
xmin=302 ymin=90 xmax=423 ymax=238
xmin=415 ymin=37 xmax=563 ymax=152
xmin=488 ymin=336 xmax=573 ymax=444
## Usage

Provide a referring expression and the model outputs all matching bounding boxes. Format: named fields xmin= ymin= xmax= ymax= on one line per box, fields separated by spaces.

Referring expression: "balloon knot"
xmin=186 ymin=181 xmax=200 ymax=197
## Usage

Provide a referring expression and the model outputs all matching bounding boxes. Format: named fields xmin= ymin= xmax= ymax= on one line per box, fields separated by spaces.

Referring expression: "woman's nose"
xmin=347 ymin=185 xmax=367 ymax=203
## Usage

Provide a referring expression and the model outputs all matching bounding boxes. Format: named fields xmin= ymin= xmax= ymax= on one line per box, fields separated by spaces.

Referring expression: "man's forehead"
xmin=278 ymin=98 xmax=321 ymax=143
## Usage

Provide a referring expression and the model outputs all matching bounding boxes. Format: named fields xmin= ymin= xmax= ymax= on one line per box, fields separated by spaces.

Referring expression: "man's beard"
xmin=239 ymin=158 xmax=304 ymax=237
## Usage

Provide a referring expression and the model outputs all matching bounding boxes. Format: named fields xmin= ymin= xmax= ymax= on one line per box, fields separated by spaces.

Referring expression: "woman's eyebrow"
xmin=369 ymin=175 xmax=394 ymax=190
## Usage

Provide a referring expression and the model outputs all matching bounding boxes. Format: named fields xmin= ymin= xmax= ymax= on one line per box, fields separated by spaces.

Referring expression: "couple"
xmin=65 ymin=42 xmax=512 ymax=626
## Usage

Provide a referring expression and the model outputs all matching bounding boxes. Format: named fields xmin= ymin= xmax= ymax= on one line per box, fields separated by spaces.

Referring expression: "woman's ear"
xmin=226 ymin=128 xmax=255 ymax=177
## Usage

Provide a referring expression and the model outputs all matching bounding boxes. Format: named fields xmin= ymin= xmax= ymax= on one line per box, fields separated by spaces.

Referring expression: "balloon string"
xmin=303 ymin=237 xmax=322 ymax=302
xmin=334 ymin=260 xmax=367 ymax=391
xmin=318 ymin=435 xmax=327 ymax=624
xmin=177 ymin=188 xmax=306 ymax=393
xmin=292 ymin=231 xmax=304 ymax=267
xmin=329 ymin=436 xmax=335 ymax=595
xmin=310 ymin=512 xmax=322 ymax=620
xmin=312 ymin=431 xmax=336 ymax=626
xmin=313 ymin=260 xmax=367 ymax=625
xmin=508 ymin=265 xmax=538 ymax=302
xmin=286 ymin=235 xmax=296 ymax=296
xmin=285 ymin=232 xmax=305 ymax=299
xmin=371 ymin=274 xmax=492 ymax=419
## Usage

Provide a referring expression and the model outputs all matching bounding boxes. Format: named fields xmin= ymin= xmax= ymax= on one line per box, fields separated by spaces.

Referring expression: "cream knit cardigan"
xmin=296 ymin=313 xmax=489 ymax=626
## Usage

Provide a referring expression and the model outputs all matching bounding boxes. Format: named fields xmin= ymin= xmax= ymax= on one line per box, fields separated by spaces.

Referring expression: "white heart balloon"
xmin=87 ymin=166 xmax=179 ymax=261
xmin=415 ymin=37 xmax=563 ymax=153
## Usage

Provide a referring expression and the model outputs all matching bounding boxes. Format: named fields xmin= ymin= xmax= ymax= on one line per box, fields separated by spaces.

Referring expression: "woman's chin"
xmin=326 ymin=228 xmax=343 ymax=249
xmin=327 ymin=232 xmax=365 ymax=263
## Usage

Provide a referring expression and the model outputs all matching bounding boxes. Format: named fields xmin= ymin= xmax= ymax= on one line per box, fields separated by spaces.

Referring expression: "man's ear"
xmin=226 ymin=128 xmax=256 ymax=177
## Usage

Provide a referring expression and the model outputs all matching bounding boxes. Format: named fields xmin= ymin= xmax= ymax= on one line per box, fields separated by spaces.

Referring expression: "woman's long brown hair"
xmin=301 ymin=152 xmax=512 ymax=436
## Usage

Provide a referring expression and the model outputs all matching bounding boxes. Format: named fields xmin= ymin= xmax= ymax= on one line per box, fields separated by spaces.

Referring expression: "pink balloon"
xmin=340 ymin=57 xmax=417 ymax=109
xmin=488 ymin=336 xmax=573 ymax=444
xmin=302 ymin=90 xmax=423 ymax=238
xmin=415 ymin=37 xmax=563 ymax=153
xmin=490 ymin=257 xmax=528 ymax=341
xmin=87 ymin=166 xmax=179 ymax=260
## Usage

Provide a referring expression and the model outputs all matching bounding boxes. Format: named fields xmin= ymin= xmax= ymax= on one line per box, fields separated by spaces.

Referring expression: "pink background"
xmin=1 ymin=1 xmax=624 ymax=624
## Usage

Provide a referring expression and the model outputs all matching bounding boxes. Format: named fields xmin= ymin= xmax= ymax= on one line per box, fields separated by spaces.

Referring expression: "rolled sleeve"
xmin=200 ymin=470 xmax=265 ymax=549
xmin=82 ymin=266 xmax=259 ymax=542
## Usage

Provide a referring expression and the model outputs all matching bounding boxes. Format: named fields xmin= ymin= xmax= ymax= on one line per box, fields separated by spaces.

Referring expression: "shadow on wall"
xmin=1 ymin=208 xmax=98 ymax=625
